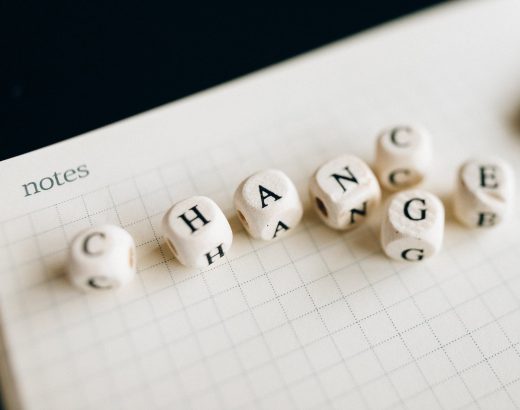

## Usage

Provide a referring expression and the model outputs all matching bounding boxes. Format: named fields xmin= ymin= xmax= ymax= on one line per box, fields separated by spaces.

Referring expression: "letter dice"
xmin=309 ymin=154 xmax=381 ymax=230
xmin=374 ymin=125 xmax=432 ymax=191
xmin=162 ymin=196 xmax=233 ymax=268
xmin=453 ymin=157 xmax=515 ymax=228
xmin=234 ymin=169 xmax=303 ymax=240
xmin=381 ymin=189 xmax=444 ymax=262
xmin=68 ymin=224 xmax=136 ymax=290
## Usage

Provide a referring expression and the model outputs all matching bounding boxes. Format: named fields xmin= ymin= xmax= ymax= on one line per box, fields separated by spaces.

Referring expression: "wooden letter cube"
xmin=234 ymin=169 xmax=303 ymax=240
xmin=309 ymin=154 xmax=381 ymax=230
xmin=381 ymin=189 xmax=444 ymax=261
xmin=68 ymin=224 xmax=136 ymax=290
xmin=374 ymin=125 xmax=432 ymax=191
xmin=453 ymin=157 xmax=515 ymax=228
xmin=162 ymin=196 xmax=233 ymax=268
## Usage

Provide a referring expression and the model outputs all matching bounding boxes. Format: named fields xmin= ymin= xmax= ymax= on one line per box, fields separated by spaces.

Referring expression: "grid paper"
xmin=1 ymin=1 xmax=520 ymax=409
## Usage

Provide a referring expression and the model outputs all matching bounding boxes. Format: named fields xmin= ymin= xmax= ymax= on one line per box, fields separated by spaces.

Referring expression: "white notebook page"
xmin=1 ymin=1 xmax=520 ymax=408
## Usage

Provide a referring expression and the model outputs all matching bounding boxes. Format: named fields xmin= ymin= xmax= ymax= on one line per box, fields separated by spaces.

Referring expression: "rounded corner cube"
xmin=381 ymin=189 xmax=444 ymax=262
xmin=162 ymin=195 xmax=233 ymax=268
xmin=453 ymin=157 xmax=515 ymax=228
xmin=309 ymin=154 xmax=381 ymax=230
xmin=68 ymin=224 xmax=136 ymax=291
xmin=374 ymin=125 xmax=432 ymax=191
xmin=234 ymin=169 xmax=303 ymax=241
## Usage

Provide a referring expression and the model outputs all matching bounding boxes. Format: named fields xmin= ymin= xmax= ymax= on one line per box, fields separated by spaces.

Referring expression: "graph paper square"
xmin=489 ymin=349 xmax=520 ymax=385
xmin=433 ymin=378 xmax=474 ymax=409
xmin=388 ymin=364 xmax=428 ymax=400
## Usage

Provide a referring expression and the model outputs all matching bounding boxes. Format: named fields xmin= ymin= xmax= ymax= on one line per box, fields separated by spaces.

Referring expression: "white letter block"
xmin=162 ymin=196 xmax=233 ymax=268
xmin=234 ymin=169 xmax=303 ymax=240
xmin=374 ymin=125 xmax=432 ymax=191
xmin=68 ymin=224 xmax=136 ymax=291
xmin=309 ymin=154 xmax=381 ymax=230
xmin=381 ymin=189 xmax=444 ymax=262
xmin=453 ymin=157 xmax=515 ymax=228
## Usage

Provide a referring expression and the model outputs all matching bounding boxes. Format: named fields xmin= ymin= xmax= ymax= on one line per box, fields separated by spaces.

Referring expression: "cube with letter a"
xmin=234 ymin=169 xmax=303 ymax=240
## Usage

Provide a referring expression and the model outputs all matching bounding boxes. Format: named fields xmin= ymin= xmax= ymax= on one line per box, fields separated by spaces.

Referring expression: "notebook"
xmin=1 ymin=0 xmax=520 ymax=408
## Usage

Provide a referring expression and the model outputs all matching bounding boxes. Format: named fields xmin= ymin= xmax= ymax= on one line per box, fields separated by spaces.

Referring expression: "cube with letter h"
xmin=162 ymin=196 xmax=233 ymax=268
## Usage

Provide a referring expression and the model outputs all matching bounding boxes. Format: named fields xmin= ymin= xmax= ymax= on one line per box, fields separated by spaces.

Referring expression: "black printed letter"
xmin=178 ymin=205 xmax=211 ymax=233
xmin=259 ymin=185 xmax=281 ymax=208
xmin=478 ymin=212 xmax=497 ymax=227
xmin=479 ymin=166 xmax=498 ymax=189
xmin=273 ymin=221 xmax=289 ymax=238
xmin=206 ymin=244 xmax=225 ymax=265
xmin=388 ymin=169 xmax=411 ymax=186
xmin=83 ymin=232 xmax=106 ymax=255
xmin=350 ymin=201 xmax=367 ymax=224
xmin=401 ymin=248 xmax=424 ymax=261
xmin=390 ymin=127 xmax=411 ymax=147
xmin=87 ymin=277 xmax=112 ymax=289
xmin=403 ymin=198 xmax=426 ymax=221
xmin=331 ymin=167 xmax=359 ymax=192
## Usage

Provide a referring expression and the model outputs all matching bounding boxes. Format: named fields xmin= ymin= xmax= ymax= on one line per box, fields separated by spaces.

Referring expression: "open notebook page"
xmin=1 ymin=0 xmax=520 ymax=408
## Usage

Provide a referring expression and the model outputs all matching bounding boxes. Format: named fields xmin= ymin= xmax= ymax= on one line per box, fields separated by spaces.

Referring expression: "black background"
xmin=1 ymin=1 xmax=444 ymax=162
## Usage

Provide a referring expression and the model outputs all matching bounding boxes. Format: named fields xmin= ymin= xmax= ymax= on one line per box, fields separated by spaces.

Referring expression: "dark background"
xmin=1 ymin=1 xmax=445 ymax=162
